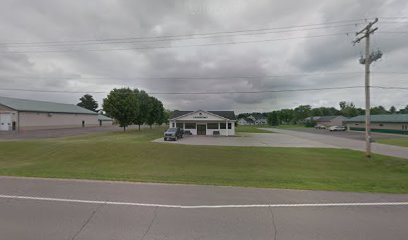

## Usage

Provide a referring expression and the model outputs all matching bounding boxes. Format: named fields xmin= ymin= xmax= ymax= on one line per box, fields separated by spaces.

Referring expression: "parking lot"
xmin=153 ymin=132 xmax=337 ymax=148
xmin=294 ymin=127 xmax=408 ymax=141
xmin=154 ymin=128 xmax=408 ymax=159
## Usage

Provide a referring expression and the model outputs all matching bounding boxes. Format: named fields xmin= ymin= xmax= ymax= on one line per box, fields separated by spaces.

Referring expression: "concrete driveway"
xmin=153 ymin=132 xmax=337 ymax=148
xmin=265 ymin=128 xmax=408 ymax=159
xmin=295 ymin=127 xmax=408 ymax=141
xmin=154 ymin=129 xmax=408 ymax=159
xmin=1 ymin=177 xmax=407 ymax=240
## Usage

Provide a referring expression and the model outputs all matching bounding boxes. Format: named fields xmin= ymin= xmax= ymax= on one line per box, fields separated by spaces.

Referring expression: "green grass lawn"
xmin=377 ymin=138 xmax=408 ymax=147
xmin=236 ymin=125 xmax=272 ymax=133
xmin=0 ymin=127 xmax=407 ymax=193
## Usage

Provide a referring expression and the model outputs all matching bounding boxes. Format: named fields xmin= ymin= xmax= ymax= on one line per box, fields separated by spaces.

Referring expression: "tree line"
xmin=237 ymin=101 xmax=408 ymax=126
xmin=76 ymin=88 xmax=167 ymax=131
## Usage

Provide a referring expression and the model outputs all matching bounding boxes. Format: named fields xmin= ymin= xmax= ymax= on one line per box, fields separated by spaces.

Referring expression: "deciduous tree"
xmin=103 ymin=88 xmax=137 ymax=131
xmin=77 ymin=94 xmax=98 ymax=112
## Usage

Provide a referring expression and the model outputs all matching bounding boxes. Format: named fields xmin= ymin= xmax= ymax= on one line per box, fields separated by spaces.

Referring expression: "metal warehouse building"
xmin=0 ymin=96 xmax=101 ymax=131
xmin=169 ymin=110 xmax=236 ymax=136
xmin=344 ymin=114 xmax=408 ymax=135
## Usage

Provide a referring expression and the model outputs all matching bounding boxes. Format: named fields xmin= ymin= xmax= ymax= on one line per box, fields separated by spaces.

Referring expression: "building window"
xmin=185 ymin=123 xmax=196 ymax=129
xmin=176 ymin=123 xmax=183 ymax=128
xmin=220 ymin=123 xmax=226 ymax=129
xmin=172 ymin=123 xmax=175 ymax=128
xmin=228 ymin=123 xmax=232 ymax=129
xmin=207 ymin=123 xmax=218 ymax=129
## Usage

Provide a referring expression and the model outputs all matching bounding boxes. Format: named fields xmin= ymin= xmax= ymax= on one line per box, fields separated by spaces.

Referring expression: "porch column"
xmin=226 ymin=120 xmax=228 ymax=136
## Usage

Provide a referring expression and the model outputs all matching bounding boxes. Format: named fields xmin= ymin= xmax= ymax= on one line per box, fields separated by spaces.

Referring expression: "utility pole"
xmin=353 ymin=18 xmax=382 ymax=158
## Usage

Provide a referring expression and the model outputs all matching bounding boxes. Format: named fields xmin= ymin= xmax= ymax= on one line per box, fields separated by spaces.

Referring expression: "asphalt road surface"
xmin=1 ymin=177 xmax=407 ymax=240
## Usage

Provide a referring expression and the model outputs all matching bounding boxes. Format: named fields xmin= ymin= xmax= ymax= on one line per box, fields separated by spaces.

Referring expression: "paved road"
xmin=1 ymin=177 xmax=408 ymax=240
xmin=264 ymin=128 xmax=408 ymax=159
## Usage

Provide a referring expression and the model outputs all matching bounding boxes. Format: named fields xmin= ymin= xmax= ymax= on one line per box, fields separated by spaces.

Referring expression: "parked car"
xmin=314 ymin=124 xmax=326 ymax=129
xmin=183 ymin=130 xmax=192 ymax=135
xmin=329 ymin=126 xmax=346 ymax=131
xmin=164 ymin=127 xmax=183 ymax=141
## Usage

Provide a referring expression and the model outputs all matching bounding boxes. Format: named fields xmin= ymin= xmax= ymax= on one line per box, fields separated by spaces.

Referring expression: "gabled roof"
xmin=245 ymin=118 xmax=254 ymax=123
xmin=344 ymin=114 xmax=408 ymax=123
xmin=98 ymin=114 xmax=113 ymax=121
xmin=316 ymin=116 xmax=344 ymax=122
xmin=305 ymin=116 xmax=321 ymax=121
xmin=0 ymin=96 xmax=97 ymax=115
xmin=238 ymin=118 xmax=254 ymax=123
xmin=170 ymin=110 xmax=236 ymax=120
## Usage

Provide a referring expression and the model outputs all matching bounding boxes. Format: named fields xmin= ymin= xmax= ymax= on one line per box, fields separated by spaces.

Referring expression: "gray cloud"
xmin=0 ymin=0 xmax=407 ymax=113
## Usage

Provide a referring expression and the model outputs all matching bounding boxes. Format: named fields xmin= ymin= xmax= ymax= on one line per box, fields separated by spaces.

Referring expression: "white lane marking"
xmin=1 ymin=194 xmax=408 ymax=209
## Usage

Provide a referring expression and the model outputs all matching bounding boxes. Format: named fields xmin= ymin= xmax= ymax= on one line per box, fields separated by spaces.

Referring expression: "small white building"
xmin=169 ymin=110 xmax=236 ymax=136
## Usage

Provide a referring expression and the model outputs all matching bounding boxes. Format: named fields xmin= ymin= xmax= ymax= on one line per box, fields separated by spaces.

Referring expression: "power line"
xmin=1 ymin=85 xmax=406 ymax=95
xmin=0 ymin=19 xmax=367 ymax=46
xmin=0 ymin=23 xmax=361 ymax=49
xmin=2 ymin=71 xmax=407 ymax=81
xmin=0 ymin=71 xmax=364 ymax=80
xmin=372 ymin=86 xmax=408 ymax=90
xmin=0 ymin=32 xmax=353 ymax=54
xmin=0 ymin=85 xmax=407 ymax=96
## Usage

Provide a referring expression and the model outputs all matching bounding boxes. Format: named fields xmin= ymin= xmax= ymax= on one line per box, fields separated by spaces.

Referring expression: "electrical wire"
xmin=1 ymin=85 xmax=407 ymax=95
xmin=0 ymin=32 xmax=354 ymax=54
xmin=0 ymin=19 xmax=367 ymax=46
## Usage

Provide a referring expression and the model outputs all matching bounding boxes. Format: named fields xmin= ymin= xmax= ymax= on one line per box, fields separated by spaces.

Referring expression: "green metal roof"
xmin=344 ymin=114 xmax=408 ymax=123
xmin=98 ymin=114 xmax=113 ymax=121
xmin=0 ymin=96 xmax=97 ymax=115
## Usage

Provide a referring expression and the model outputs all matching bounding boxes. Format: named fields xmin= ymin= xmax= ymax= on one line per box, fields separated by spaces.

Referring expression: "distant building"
xmin=316 ymin=116 xmax=347 ymax=127
xmin=305 ymin=116 xmax=347 ymax=127
xmin=169 ymin=110 xmax=236 ymax=136
xmin=98 ymin=114 xmax=113 ymax=126
xmin=0 ymin=96 xmax=99 ymax=131
xmin=344 ymin=114 xmax=408 ymax=135
xmin=238 ymin=114 xmax=267 ymax=125
xmin=254 ymin=118 xmax=267 ymax=125
xmin=238 ymin=118 xmax=254 ymax=125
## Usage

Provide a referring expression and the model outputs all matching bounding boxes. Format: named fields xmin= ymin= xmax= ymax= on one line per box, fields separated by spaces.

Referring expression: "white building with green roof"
xmin=344 ymin=114 xmax=408 ymax=135
xmin=0 ymin=96 xmax=104 ymax=131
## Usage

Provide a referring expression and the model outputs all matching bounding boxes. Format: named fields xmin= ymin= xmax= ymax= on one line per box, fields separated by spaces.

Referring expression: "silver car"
xmin=329 ymin=126 xmax=346 ymax=131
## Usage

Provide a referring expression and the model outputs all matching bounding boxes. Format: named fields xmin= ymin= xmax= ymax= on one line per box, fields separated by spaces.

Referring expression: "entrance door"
xmin=197 ymin=124 xmax=206 ymax=135
xmin=0 ymin=113 xmax=11 ymax=131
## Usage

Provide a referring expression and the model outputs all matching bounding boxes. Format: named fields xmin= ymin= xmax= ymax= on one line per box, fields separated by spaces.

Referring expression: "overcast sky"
xmin=0 ymin=0 xmax=407 ymax=113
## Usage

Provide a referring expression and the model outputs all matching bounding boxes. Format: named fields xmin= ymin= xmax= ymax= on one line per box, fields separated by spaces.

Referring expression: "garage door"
xmin=0 ymin=113 xmax=11 ymax=131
